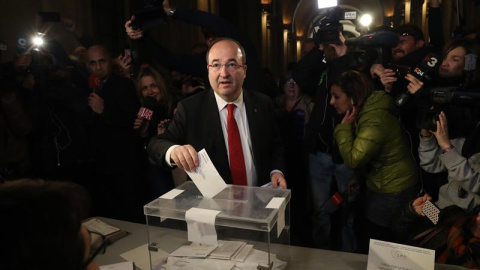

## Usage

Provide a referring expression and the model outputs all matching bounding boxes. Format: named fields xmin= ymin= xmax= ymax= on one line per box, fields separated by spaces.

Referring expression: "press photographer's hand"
xmin=125 ymin=16 xmax=144 ymax=40
xmin=432 ymin=111 xmax=453 ymax=151
xmin=405 ymin=74 xmax=423 ymax=94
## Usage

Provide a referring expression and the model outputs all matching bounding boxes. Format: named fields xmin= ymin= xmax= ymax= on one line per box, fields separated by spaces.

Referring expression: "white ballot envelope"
xmin=186 ymin=149 xmax=227 ymax=198
xmin=367 ymin=239 xmax=435 ymax=270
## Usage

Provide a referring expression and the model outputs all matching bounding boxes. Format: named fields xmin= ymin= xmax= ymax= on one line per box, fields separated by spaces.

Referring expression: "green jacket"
xmin=334 ymin=91 xmax=418 ymax=193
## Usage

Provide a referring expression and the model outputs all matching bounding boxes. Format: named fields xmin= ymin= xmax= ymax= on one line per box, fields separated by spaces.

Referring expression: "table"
xmin=95 ymin=217 xmax=466 ymax=270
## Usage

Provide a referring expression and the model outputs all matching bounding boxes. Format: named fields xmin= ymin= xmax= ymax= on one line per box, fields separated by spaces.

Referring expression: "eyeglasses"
xmin=207 ymin=62 xmax=245 ymax=72
xmin=284 ymin=80 xmax=298 ymax=87
xmin=83 ymin=230 xmax=108 ymax=267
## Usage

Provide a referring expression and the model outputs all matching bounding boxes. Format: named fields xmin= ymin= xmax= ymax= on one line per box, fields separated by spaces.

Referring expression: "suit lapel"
xmin=244 ymin=90 xmax=260 ymax=167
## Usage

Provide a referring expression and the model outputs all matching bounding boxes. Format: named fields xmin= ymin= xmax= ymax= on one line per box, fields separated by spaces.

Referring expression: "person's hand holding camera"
xmin=370 ymin=64 xmax=385 ymax=79
xmin=432 ymin=111 xmax=454 ymax=152
xmin=125 ymin=16 xmax=144 ymax=40
xmin=380 ymin=69 xmax=397 ymax=93
xmin=114 ymin=54 xmax=132 ymax=79
xmin=405 ymin=74 xmax=423 ymax=95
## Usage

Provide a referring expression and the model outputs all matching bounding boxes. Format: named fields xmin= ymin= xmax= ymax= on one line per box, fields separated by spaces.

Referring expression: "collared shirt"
xmin=213 ymin=90 xmax=257 ymax=186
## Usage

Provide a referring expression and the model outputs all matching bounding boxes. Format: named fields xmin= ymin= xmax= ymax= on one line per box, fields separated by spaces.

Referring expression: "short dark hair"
xmin=0 ymin=179 xmax=90 ymax=270
xmin=206 ymin=38 xmax=247 ymax=65
xmin=393 ymin=24 xmax=425 ymax=41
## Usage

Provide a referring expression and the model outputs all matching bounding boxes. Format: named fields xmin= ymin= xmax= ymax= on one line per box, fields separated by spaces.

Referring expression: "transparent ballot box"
xmin=144 ymin=181 xmax=291 ymax=270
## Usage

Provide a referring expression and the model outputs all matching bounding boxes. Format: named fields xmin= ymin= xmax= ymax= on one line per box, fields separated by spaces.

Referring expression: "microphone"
xmin=395 ymin=52 xmax=441 ymax=107
xmin=88 ymin=74 xmax=101 ymax=93
xmin=137 ymin=96 xmax=157 ymax=122
xmin=412 ymin=52 xmax=441 ymax=81
xmin=345 ymin=31 xmax=399 ymax=47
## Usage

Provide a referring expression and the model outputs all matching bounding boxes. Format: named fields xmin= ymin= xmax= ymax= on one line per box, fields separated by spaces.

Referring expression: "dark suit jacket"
xmin=147 ymin=89 xmax=285 ymax=186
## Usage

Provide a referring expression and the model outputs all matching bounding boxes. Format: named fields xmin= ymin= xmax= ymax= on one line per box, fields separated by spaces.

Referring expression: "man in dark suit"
xmin=148 ymin=38 xmax=286 ymax=188
xmin=85 ymin=45 xmax=147 ymax=222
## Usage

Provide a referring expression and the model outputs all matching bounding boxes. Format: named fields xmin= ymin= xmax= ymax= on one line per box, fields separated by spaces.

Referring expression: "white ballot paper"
xmin=266 ymin=197 xmax=286 ymax=238
xmin=367 ymin=239 xmax=435 ymax=270
xmin=186 ymin=207 xmax=221 ymax=246
xmin=164 ymin=257 xmax=236 ymax=270
xmin=169 ymin=242 xmax=218 ymax=258
xmin=120 ymin=243 xmax=168 ymax=270
xmin=160 ymin=188 xmax=184 ymax=199
xmin=186 ymin=149 xmax=227 ymax=198
xmin=99 ymin=261 xmax=135 ymax=270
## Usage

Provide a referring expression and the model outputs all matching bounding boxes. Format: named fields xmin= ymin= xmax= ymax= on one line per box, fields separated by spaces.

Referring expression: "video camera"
xmin=312 ymin=7 xmax=344 ymax=45
xmin=417 ymin=87 xmax=480 ymax=135
xmin=130 ymin=0 xmax=167 ymax=30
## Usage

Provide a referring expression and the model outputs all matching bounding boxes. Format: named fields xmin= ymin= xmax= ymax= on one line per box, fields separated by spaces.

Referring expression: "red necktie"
xmin=226 ymin=104 xmax=247 ymax=186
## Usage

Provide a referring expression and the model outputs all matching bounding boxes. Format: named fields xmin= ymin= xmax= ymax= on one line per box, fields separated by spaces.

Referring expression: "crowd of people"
xmin=1 ymin=0 xmax=480 ymax=269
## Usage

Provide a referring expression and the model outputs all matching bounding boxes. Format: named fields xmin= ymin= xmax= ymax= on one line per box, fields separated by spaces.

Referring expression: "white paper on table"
xmin=265 ymin=197 xmax=286 ymax=238
xmin=186 ymin=207 xmax=221 ymax=246
xmin=232 ymin=244 xmax=254 ymax=262
xmin=234 ymin=249 xmax=287 ymax=270
xmin=208 ymin=240 xmax=246 ymax=260
xmin=120 ymin=243 xmax=168 ymax=270
xmin=160 ymin=189 xmax=184 ymax=199
xmin=186 ymin=149 xmax=227 ymax=198
xmin=83 ymin=218 xmax=120 ymax=235
xmin=165 ymin=257 xmax=235 ymax=270
xmin=169 ymin=242 xmax=218 ymax=258
xmin=367 ymin=239 xmax=435 ymax=270
xmin=99 ymin=261 xmax=135 ymax=270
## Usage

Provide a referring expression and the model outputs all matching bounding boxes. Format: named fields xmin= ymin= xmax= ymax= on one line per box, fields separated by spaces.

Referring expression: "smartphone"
xmin=388 ymin=63 xmax=411 ymax=79
xmin=421 ymin=200 xmax=440 ymax=225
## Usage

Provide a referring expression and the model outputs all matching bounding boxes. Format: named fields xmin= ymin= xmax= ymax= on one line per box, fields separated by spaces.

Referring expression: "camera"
xmin=417 ymin=87 xmax=480 ymax=134
xmin=312 ymin=7 xmax=344 ymax=45
xmin=130 ymin=0 xmax=166 ymax=30
xmin=389 ymin=64 xmax=411 ymax=79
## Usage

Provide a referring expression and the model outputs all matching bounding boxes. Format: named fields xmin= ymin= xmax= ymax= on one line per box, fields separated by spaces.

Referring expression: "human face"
xmin=283 ymin=79 xmax=300 ymax=100
xmin=207 ymin=40 xmax=247 ymax=102
xmin=439 ymin=46 xmax=466 ymax=78
xmin=471 ymin=212 xmax=480 ymax=239
xmin=392 ymin=35 xmax=424 ymax=61
xmin=140 ymin=75 xmax=161 ymax=101
xmin=329 ymin=85 xmax=352 ymax=114
xmin=86 ymin=46 xmax=111 ymax=80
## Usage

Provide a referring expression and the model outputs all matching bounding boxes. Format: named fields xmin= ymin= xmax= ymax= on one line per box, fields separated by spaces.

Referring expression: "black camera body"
xmin=417 ymin=87 xmax=480 ymax=134
xmin=312 ymin=7 xmax=344 ymax=46
xmin=389 ymin=63 xmax=411 ymax=79
xmin=130 ymin=1 xmax=166 ymax=30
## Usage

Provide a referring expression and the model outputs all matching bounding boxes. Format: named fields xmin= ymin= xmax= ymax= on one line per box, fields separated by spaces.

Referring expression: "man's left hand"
xmin=88 ymin=93 xmax=104 ymax=114
xmin=270 ymin=172 xmax=287 ymax=189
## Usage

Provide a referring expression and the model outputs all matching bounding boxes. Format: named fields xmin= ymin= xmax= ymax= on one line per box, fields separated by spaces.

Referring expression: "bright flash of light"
xmin=360 ymin=14 xmax=373 ymax=27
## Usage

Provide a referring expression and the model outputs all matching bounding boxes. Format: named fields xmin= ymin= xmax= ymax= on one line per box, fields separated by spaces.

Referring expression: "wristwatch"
xmin=168 ymin=8 xmax=176 ymax=17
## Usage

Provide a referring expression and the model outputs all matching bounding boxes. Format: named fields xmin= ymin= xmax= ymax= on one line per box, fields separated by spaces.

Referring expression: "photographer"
xmin=292 ymin=15 xmax=367 ymax=250
xmin=125 ymin=0 xmax=262 ymax=94
xmin=419 ymin=111 xmax=480 ymax=211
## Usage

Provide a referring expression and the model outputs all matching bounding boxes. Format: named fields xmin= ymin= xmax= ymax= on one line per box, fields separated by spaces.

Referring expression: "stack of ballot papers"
xmin=159 ymin=241 xmax=287 ymax=270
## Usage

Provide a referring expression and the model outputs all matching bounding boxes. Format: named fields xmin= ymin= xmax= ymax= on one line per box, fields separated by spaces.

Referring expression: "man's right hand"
xmin=170 ymin=145 xmax=199 ymax=172
xmin=380 ymin=68 xmax=397 ymax=93
xmin=125 ymin=16 xmax=144 ymax=40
